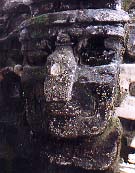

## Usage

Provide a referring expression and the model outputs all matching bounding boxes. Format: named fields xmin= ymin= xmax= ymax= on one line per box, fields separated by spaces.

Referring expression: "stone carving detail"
xmin=0 ymin=0 xmax=129 ymax=173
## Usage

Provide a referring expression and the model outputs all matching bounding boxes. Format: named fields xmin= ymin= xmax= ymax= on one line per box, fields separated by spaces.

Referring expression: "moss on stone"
xmin=95 ymin=116 xmax=122 ymax=145
xmin=31 ymin=14 xmax=49 ymax=25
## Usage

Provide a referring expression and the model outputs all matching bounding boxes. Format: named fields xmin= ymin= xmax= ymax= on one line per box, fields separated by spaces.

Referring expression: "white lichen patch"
xmin=50 ymin=63 xmax=61 ymax=76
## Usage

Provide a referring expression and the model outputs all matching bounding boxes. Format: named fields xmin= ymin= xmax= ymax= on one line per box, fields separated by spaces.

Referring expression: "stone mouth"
xmin=45 ymin=99 xmax=98 ymax=117
xmin=49 ymin=111 xmax=78 ymax=117
xmin=46 ymin=101 xmax=81 ymax=117
xmin=47 ymin=107 xmax=112 ymax=138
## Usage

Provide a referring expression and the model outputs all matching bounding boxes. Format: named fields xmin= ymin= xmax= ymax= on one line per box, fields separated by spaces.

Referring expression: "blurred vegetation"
xmin=123 ymin=0 xmax=132 ymax=11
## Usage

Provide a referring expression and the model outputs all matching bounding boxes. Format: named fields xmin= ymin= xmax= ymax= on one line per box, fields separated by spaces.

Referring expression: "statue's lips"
xmin=46 ymin=103 xmax=111 ymax=138
xmin=46 ymin=101 xmax=96 ymax=117
xmin=50 ymin=110 xmax=78 ymax=117
xmin=46 ymin=102 xmax=81 ymax=117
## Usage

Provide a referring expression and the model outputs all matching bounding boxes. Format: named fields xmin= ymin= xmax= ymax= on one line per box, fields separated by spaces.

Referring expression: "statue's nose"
xmin=44 ymin=46 xmax=77 ymax=102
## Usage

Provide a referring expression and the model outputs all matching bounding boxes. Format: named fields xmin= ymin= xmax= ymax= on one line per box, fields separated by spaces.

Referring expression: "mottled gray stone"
xmin=0 ymin=0 xmax=129 ymax=172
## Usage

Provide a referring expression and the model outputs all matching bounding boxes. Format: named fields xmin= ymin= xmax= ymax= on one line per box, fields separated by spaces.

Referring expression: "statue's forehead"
xmin=26 ymin=0 xmax=121 ymax=10
xmin=19 ymin=10 xmax=128 ymax=42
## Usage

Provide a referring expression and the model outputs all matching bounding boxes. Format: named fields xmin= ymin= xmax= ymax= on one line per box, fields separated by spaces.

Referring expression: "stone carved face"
xmin=19 ymin=4 xmax=128 ymax=138
xmin=42 ymin=32 xmax=122 ymax=138
xmin=0 ymin=0 xmax=128 ymax=171
xmin=0 ymin=1 xmax=127 ymax=137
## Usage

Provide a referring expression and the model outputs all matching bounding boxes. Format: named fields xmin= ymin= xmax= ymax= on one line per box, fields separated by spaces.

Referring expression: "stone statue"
xmin=0 ymin=0 xmax=129 ymax=173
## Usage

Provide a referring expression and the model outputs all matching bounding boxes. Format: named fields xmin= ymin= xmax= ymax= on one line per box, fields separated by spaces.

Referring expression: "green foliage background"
xmin=123 ymin=0 xmax=132 ymax=10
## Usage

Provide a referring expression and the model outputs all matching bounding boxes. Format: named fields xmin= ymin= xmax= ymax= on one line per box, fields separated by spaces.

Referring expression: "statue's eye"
xmin=78 ymin=36 xmax=115 ymax=66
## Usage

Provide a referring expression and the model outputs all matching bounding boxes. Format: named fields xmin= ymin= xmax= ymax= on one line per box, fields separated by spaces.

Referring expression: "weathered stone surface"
xmin=126 ymin=24 xmax=135 ymax=58
xmin=0 ymin=0 xmax=128 ymax=172
xmin=46 ymin=64 xmax=119 ymax=138
xmin=125 ymin=1 xmax=135 ymax=60
xmin=24 ymin=0 xmax=122 ymax=14
xmin=25 ymin=9 xmax=129 ymax=26
xmin=45 ymin=117 xmax=122 ymax=170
